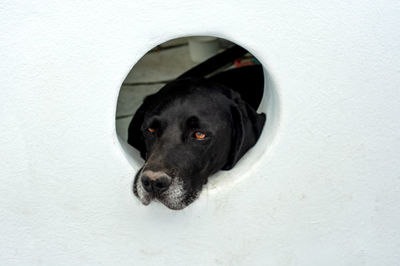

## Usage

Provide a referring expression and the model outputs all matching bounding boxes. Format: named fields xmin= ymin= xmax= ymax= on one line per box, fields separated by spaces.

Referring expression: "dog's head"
xmin=128 ymin=78 xmax=266 ymax=210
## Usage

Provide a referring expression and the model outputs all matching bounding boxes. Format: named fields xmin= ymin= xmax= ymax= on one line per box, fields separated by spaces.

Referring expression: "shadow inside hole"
xmin=116 ymin=37 xmax=264 ymax=137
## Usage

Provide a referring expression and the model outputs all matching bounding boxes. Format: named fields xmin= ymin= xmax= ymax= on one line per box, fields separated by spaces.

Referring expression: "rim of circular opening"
xmin=114 ymin=36 xmax=281 ymax=194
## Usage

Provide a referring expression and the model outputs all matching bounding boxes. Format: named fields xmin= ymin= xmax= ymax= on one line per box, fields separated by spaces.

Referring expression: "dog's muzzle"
xmin=134 ymin=168 xmax=188 ymax=210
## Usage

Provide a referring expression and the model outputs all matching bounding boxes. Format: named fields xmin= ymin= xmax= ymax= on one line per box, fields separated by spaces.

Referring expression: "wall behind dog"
xmin=1 ymin=1 xmax=399 ymax=265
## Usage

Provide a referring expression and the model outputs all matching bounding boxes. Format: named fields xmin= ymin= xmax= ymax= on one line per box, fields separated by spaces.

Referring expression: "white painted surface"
xmin=1 ymin=1 xmax=399 ymax=265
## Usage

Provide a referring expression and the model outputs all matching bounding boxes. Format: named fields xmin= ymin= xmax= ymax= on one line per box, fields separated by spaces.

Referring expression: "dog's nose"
xmin=141 ymin=175 xmax=153 ymax=192
xmin=141 ymin=171 xmax=172 ymax=194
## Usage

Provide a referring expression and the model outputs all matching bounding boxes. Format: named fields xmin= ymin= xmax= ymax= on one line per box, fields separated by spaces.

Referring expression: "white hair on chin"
xmin=159 ymin=177 xmax=186 ymax=210
xmin=135 ymin=171 xmax=202 ymax=210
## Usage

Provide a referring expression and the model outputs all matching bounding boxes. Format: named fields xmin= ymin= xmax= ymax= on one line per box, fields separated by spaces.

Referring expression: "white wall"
xmin=1 ymin=1 xmax=399 ymax=265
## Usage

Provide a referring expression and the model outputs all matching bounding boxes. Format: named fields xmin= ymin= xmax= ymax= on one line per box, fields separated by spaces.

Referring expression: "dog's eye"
xmin=193 ymin=131 xmax=206 ymax=140
xmin=147 ymin=128 xmax=156 ymax=134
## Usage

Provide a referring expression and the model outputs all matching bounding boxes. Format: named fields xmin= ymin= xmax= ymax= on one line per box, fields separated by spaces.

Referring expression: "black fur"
xmin=128 ymin=77 xmax=265 ymax=209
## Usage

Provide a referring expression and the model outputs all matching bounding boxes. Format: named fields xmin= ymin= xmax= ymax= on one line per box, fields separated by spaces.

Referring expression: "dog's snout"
xmin=141 ymin=170 xmax=172 ymax=194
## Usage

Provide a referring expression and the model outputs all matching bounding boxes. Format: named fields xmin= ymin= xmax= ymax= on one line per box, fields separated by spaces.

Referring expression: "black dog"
xmin=128 ymin=78 xmax=265 ymax=210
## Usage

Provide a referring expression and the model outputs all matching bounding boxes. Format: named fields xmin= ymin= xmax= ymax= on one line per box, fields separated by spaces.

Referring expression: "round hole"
xmin=115 ymin=36 xmax=280 ymax=195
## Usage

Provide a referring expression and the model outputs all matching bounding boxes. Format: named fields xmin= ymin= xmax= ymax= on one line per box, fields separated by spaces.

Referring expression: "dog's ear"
xmin=127 ymin=95 xmax=155 ymax=159
xmin=222 ymin=93 xmax=266 ymax=170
